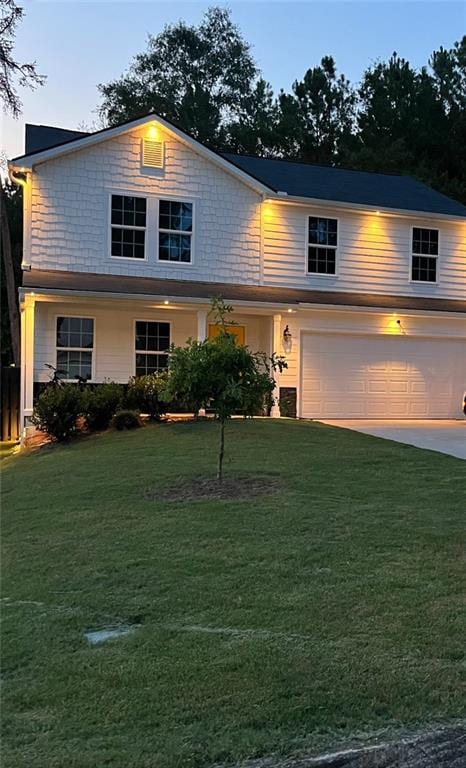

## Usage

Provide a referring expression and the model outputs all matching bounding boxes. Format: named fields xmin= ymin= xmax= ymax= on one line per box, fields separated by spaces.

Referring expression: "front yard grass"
xmin=2 ymin=419 xmax=466 ymax=767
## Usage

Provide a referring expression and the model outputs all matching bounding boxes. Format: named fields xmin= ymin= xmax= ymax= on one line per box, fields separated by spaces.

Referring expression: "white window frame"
xmin=409 ymin=225 xmax=440 ymax=285
xmin=133 ymin=318 xmax=172 ymax=377
xmin=157 ymin=197 xmax=195 ymax=266
xmin=305 ymin=214 xmax=339 ymax=278
xmin=55 ymin=314 xmax=95 ymax=382
xmin=108 ymin=192 xmax=148 ymax=262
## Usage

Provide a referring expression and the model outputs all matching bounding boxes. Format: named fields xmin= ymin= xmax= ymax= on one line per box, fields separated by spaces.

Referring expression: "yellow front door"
xmin=208 ymin=324 xmax=246 ymax=345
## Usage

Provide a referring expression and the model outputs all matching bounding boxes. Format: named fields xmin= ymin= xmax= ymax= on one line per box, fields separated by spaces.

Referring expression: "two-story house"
xmin=8 ymin=113 xmax=466 ymax=433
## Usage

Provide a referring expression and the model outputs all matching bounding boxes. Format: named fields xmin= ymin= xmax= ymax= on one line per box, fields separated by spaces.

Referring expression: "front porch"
xmin=20 ymin=289 xmax=291 ymax=434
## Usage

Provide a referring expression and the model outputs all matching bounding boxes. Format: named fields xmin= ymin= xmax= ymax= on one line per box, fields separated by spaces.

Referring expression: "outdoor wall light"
xmin=283 ymin=324 xmax=292 ymax=353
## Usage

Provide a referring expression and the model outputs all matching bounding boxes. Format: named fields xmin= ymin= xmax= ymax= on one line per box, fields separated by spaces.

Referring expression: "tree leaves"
xmin=98 ymin=9 xmax=466 ymax=203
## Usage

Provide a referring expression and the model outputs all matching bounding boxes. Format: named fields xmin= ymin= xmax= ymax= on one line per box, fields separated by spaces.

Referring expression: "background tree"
xmin=1 ymin=179 xmax=21 ymax=366
xmin=0 ymin=0 xmax=45 ymax=116
xmin=99 ymin=7 xmax=274 ymax=150
xmin=98 ymin=5 xmax=465 ymax=203
xmin=1 ymin=0 xmax=44 ymax=366
xmin=344 ymin=42 xmax=466 ymax=202
xmin=276 ymin=56 xmax=356 ymax=163
xmin=165 ymin=299 xmax=286 ymax=481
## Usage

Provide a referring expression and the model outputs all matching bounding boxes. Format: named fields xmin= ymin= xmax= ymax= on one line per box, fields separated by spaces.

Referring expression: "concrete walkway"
xmin=319 ymin=419 xmax=466 ymax=460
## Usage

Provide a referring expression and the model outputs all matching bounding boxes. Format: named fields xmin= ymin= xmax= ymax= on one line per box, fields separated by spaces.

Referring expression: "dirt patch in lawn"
xmin=144 ymin=474 xmax=283 ymax=502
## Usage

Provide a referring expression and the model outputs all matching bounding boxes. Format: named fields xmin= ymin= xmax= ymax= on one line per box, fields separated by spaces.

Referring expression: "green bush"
xmin=125 ymin=371 xmax=170 ymax=420
xmin=111 ymin=409 xmax=142 ymax=431
xmin=83 ymin=382 xmax=125 ymax=431
xmin=31 ymin=384 xmax=84 ymax=441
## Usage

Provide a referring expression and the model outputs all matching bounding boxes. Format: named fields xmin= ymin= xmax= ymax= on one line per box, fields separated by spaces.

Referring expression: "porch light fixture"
xmin=283 ymin=324 xmax=292 ymax=353
xmin=163 ymin=300 xmax=170 ymax=305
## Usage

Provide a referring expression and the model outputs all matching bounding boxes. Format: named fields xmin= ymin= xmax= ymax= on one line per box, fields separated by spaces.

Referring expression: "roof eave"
xmin=264 ymin=192 xmax=466 ymax=222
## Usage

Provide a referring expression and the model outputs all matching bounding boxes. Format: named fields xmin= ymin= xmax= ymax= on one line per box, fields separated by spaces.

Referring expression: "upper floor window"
xmin=135 ymin=321 xmax=170 ymax=375
xmin=56 ymin=316 xmax=94 ymax=380
xmin=411 ymin=227 xmax=438 ymax=282
xmin=158 ymin=200 xmax=193 ymax=263
xmin=111 ymin=195 xmax=146 ymax=260
xmin=307 ymin=217 xmax=338 ymax=275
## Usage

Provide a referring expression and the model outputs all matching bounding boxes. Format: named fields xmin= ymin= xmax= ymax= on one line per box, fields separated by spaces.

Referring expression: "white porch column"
xmin=270 ymin=313 xmax=282 ymax=417
xmin=197 ymin=309 xmax=208 ymax=342
xmin=20 ymin=293 xmax=35 ymax=433
xmin=197 ymin=309 xmax=208 ymax=416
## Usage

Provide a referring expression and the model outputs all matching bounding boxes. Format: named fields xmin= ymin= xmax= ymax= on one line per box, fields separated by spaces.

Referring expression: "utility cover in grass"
xmin=144 ymin=474 xmax=283 ymax=502
xmin=85 ymin=626 xmax=138 ymax=645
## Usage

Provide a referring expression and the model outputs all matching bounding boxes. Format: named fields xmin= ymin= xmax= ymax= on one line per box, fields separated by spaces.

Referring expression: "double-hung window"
xmin=158 ymin=200 xmax=193 ymax=263
xmin=307 ymin=216 xmax=338 ymax=275
xmin=135 ymin=321 xmax=170 ymax=375
xmin=56 ymin=317 xmax=94 ymax=380
xmin=411 ymin=227 xmax=438 ymax=282
xmin=111 ymin=194 xmax=146 ymax=259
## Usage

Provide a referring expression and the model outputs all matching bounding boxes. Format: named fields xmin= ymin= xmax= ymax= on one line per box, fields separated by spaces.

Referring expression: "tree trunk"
xmin=1 ymin=188 xmax=20 ymax=366
xmin=217 ymin=418 xmax=225 ymax=482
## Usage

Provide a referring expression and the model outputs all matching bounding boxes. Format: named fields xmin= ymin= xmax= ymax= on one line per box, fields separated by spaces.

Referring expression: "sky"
xmin=2 ymin=0 xmax=465 ymax=160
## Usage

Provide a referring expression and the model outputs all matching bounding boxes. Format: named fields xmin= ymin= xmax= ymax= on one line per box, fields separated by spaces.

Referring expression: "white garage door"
xmin=300 ymin=333 xmax=466 ymax=419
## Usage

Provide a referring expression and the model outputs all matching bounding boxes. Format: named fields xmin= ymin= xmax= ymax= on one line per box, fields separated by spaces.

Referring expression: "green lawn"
xmin=2 ymin=419 xmax=466 ymax=768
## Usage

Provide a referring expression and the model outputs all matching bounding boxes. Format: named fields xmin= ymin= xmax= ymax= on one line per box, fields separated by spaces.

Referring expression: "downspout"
xmin=8 ymin=167 xmax=31 ymax=271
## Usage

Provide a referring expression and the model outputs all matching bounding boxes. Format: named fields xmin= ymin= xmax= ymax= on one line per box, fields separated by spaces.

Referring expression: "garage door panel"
xmin=367 ymin=380 xmax=389 ymax=394
xmin=390 ymin=381 xmax=409 ymax=394
xmin=347 ymin=380 xmax=366 ymax=394
xmin=300 ymin=333 xmax=466 ymax=419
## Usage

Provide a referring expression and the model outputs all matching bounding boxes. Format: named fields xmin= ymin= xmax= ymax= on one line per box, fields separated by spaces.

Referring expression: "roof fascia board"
xmin=9 ymin=113 xmax=273 ymax=196
xmin=266 ymin=193 xmax=466 ymax=222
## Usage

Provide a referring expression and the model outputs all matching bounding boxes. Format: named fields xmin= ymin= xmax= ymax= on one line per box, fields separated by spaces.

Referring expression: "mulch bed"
xmin=144 ymin=474 xmax=283 ymax=502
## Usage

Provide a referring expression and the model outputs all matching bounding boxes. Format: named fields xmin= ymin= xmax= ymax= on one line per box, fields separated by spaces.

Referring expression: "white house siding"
xmin=29 ymin=125 xmax=262 ymax=285
xmin=262 ymin=201 xmax=466 ymax=300
xmin=33 ymin=301 xmax=271 ymax=384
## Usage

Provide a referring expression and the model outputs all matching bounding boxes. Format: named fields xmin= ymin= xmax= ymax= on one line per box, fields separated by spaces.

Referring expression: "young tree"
xmin=0 ymin=0 xmax=45 ymax=116
xmin=165 ymin=299 xmax=286 ymax=481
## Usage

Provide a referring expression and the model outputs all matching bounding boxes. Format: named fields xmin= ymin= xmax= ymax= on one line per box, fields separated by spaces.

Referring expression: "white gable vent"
xmin=141 ymin=138 xmax=164 ymax=169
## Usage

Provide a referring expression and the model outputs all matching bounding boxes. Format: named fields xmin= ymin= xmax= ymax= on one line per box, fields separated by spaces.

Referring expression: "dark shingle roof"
xmin=25 ymin=124 xmax=88 ymax=154
xmin=23 ymin=268 xmax=466 ymax=314
xmin=17 ymin=123 xmax=466 ymax=218
xmin=223 ymin=153 xmax=466 ymax=218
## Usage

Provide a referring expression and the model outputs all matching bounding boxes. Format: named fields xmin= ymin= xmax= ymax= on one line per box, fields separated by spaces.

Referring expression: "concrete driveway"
xmin=319 ymin=419 xmax=466 ymax=460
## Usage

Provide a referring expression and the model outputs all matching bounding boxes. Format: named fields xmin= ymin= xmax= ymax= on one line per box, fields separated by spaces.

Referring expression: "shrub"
xmin=31 ymin=384 xmax=84 ymax=441
xmin=125 ymin=371 xmax=170 ymax=420
xmin=111 ymin=409 xmax=142 ymax=431
xmin=83 ymin=382 xmax=125 ymax=431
